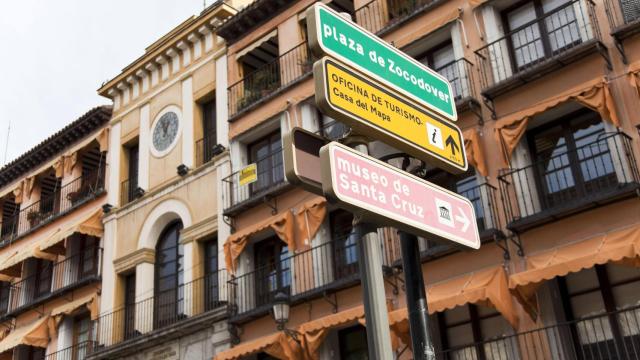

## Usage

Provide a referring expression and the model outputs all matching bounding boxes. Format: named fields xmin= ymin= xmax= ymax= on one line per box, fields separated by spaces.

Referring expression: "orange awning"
xmin=0 ymin=316 xmax=55 ymax=354
xmin=494 ymin=77 xmax=619 ymax=165
xmin=422 ymin=7 xmax=462 ymax=38
xmin=463 ymin=128 xmax=488 ymax=177
xmin=51 ymin=293 xmax=100 ymax=325
xmin=213 ymin=331 xmax=302 ymax=360
xmin=0 ymin=241 xmax=58 ymax=278
xmin=294 ymin=197 xmax=327 ymax=250
xmin=427 ymin=266 xmax=518 ymax=328
xmin=510 ymin=223 xmax=640 ymax=304
xmin=224 ymin=211 xmax=294 ymax=273
xmin=40 ymin=208 xmax=104 ymax=255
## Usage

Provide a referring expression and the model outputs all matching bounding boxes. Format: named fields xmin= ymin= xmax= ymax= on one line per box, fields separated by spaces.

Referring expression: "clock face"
xmin=152 ymin=111 xmax=179 ymax=153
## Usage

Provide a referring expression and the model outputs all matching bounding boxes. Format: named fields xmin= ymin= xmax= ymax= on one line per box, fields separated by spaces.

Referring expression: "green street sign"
xmin=306 ymin=2 xmax=457 ymax=121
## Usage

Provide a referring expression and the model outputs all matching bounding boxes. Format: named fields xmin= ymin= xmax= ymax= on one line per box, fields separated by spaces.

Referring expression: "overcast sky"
xmin=0 ymin=0 xmax=211 ymax=164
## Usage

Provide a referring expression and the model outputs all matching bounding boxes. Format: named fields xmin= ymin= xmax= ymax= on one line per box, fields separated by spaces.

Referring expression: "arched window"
xmin=154 ymin=220 xmax=184 ymax=328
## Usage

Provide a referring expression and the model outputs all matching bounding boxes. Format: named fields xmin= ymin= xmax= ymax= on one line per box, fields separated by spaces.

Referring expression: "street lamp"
xmin=272 ymin=292 xmax=290 ymax=331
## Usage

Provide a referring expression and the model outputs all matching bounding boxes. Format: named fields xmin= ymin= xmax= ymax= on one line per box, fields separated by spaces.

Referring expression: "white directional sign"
xmin=321 ymin=142 xmax=480 ymax=249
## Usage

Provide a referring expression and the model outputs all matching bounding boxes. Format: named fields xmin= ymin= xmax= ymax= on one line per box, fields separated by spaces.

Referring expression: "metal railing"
xmin=8 ymin=247 xmax=101 ymax=314
xmin=498 ymin=132 xmax=640 ymax=229
xmin=46 ymin=341 xmax=97 ymax=360
xmin=459 ymin=182 xmax=502 ymax=235
xmin=228 ymin=42 xmax=314 ymax=117
xmin=94 ymin=270 xmax=227 ymax=349
xmin=439 ymin=305 xmax=640 ymax=359
xmin=475 ymin=0 xmax=600 ymax=91
xmin=0 ymin=168 xmax=105 ymax=245
xmin=355 ymin=0 xmax=441 ymax=34
xmin=195 ymin=131 xmax=218 ymax=167
xmin=228 ymin=237 xmax=361 ymax=317
xmin=222 ymin=148 xmax=285 ymax=214
xmin=119 ymin=178 xmax=138 ymax=206
xmin=434 ymin=58 xmax=476 ymax=103
xmin=606 ymin=0 xmax=640 ymax=30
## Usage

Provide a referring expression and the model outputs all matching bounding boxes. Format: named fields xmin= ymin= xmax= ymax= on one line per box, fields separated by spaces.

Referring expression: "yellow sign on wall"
xmin=239 ymin=163 xmax=258 ymax=186
xmin=314 ymin=57 xmax=467 ymax=173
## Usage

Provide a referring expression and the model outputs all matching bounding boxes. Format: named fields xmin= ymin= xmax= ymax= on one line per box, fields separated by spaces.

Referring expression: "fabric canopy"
xmin=224 ymin=211 xmax=294 ymax=273
xmin=422 ymin=7 xmax=462 ymax=38
xmin=427 ymin=266 xmax=518 ymax=328
xmin=40 ymin=208 xmax=104 ymax=255
xmin=0 ymin=316 xmax=55 ymax=354
xmin=463 ymin=128 xmax=488 ymax=176
xmin=388 ymin=308 xmax=411 ymax=351
xmin=510 ymin=223 xmax=640 ymax=305
xmin=51 ymin=293 xmax=100 ymax=325
xmin=494 ymin=78 xmax=619 ymax=165
xmin=294 ymin=197 xmax=327 ymax=250
xmin=0 ymin=242 xmax=57 ymax=277
xmin=298 ymin=306 xmax=365 ymax=360
xmin=236 ymin=29 xmax=278 ymax=59
xmin=630 ymin=62 xmax=640 ymax=97
xmin=213 ymin=332 xmax=302 ymax=360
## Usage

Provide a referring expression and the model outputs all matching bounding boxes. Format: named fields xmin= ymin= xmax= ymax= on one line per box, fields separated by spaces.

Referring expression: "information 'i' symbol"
xmin=432 ymin=129 xmax=438 ymax=144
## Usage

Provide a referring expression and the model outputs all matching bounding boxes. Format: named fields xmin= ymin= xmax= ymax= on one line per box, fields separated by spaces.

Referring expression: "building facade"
xmin=211 ymin=0 xmax=640 ymax=358
xmin=88 ymin=2 xmax=241 ymax=360
xmin=0 ymin=106 xmax=110 ymax=360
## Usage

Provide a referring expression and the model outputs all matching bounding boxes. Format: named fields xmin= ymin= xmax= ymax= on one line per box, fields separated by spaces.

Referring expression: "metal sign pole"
xmin=400 ymin=231 xmax=435 ymax=359
xmin=349 ymin=140 xmax=394 ymax=360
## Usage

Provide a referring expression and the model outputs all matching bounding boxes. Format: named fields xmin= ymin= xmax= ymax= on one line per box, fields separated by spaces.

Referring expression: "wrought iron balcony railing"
xmin=7 ymin=247 xmax=101 ymax=315
xmin=119 ymin=178 xmax=142 ymax=206
xmin=434 ymin=58 xmax=477 ymax=106
xmin=475 ymin=0 xmax=601 ymax=96
xmin=606 ymin=0 xmax=640 ymax=31
xmin=195 ymin=131 xmax=219 ymax=167
xmin=439 ymin=305 xmax=640 ymax=360
xmin=45 ymin=340 xmax=97 ymax=360
xmin=94 ymin=270 xmax=227 ymax=349
xmin=222 ymin=148 xmax=286 ymax=216
xmin=355 ymin=0 xmax=442 ymax=34
xmin=0 ymin=168 xmax=105 ymax=245
xmin=228 ymin=42 xmax=314 ymax=118
xmin=498 ymin=132 xmax=640 ymax=232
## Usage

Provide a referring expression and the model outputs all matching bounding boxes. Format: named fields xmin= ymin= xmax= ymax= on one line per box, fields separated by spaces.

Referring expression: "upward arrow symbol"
xmin=445 ymin=135 xmax=459 ymax=156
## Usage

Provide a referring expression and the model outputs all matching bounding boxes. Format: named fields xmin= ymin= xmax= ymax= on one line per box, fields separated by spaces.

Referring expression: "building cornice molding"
xmin=113 ymin=247 xmax=155 ymax=274
xmin=180 ymin=215 xmax=218 ymax=244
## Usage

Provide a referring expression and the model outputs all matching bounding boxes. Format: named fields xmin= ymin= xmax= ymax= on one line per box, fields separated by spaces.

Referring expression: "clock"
xmin=152 ymin=111 xmax=180 ymax=155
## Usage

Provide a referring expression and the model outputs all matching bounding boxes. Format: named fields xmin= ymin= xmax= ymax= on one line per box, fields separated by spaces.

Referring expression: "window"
xmin=154 ymin=221 xmax=184 ymax=328
xmin=38 ymin=171 xmax=61 ymax=218
xmin=32 ymin=259 xmax=52 ymax=299
xmin=504 ymin=0 xmax=581 ymax=70
xmin=1 ymin=195 xmax=18 ymax=240
xmin=338 ymin=326 xmax=368 ymax=359
xmin=330 ymin=210 xmax=358 ymax=279
xmin=248 ymin=131 xmax=284 ymax=195
xmin=15 ymin=346 xmax=45 ymax=360
xmin=201 ymin=99 xmax=217 ymax=164
xmin=204 ymin=238 xmax=219 ymax=311
xmin=0 ymin=282 xmax=10 ymax=315
xmin=254 ymin=236 xmax=291 ymax=308
xmin=528 ymin=110 xmax=614 ymax=210
xmin=558 ymin=264 xmax=640 ymax=357
xmin=73 ymin=313 xmax=93 ymax=360
xmin=239 ymin=34 xmax=280 ymax=101
xmin=437 ymin=304 xmax=514 ymax=359
xmin=318 ymin=109 xmax=349 ymax=141
xmin=76 ymin=236 xmax=99 ymax=280
xmin=123 ymin=143 xmax=139 ymax=204
xmin=123 ymin=273 xmax=136 ymax=339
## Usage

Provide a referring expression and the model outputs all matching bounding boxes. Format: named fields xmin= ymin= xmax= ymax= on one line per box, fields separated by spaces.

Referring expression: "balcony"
xmin=0 ymin=168 xmax=105 ymax=246
xmin=605 ymin=0 xmax=640 ymax=62
xmin=438 ymin=305 xmax=640 ymax=359
xmin=227 ymin=42 xmax=314 ymax=119
xmin=222 ymin=147 xmax=287 ymax=217
xmin=420 ymin=182 xmax=504 ymax=260
xmin=228 ymin=237 xmax=362 ymax=322
xmin=475 ymin=0 xmax=604 ymax=100
xmin=45 ymin=341 xmax=97 ymax=360
xmin=5 ymin=247 xmax=101 ymax=317
xmin=93 ymin=271 xmax=227 ymax=355
xmin=498 ymin=132 xmax=640 ymax=233
xmin=355 ymin=0 xmax=444 ymax=35
xmin=195 ymin=131 xmax=219 ymax=167
xmin=119 ymin=178 xmax=143 ymax=206
xmin=434 ymin=58 xmax=479 ymax=112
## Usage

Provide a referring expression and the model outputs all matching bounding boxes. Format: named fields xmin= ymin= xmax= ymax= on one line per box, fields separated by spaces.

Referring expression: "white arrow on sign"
xmin=455 ymin=208 xmax=470 ymax=233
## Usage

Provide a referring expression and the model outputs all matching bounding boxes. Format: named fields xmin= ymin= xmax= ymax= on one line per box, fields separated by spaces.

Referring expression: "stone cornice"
xmin=113 ymin=248 xmax=155 ymax=274
xmin=180 ymin=215 xmax=217 ymax=244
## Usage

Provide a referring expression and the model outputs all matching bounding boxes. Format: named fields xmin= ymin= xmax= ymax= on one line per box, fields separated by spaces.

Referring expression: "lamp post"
xmin=273 ymin=292 xmax=291 ymax=331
